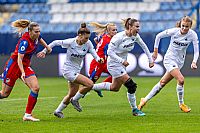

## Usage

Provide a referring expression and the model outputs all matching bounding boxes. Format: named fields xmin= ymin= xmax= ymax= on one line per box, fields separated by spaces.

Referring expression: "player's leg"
xmin=170 ymin=68 xmax=191 ymax=113
xmin=119 ymin=75 xmax=145 ymax=116
xmin=54 ymin=82 xmax=79 ymax=118
xmin=89 ymin=64 xmax=104 ymax=97
xmin=0 ymin=83 xmax=13 ymax=99
xmin=138 ymin=72 xmax=173 ymax=110
xmin=23 ymin=74 xmax=40 ymax=121
xmin=70 ymin=74 xmax=94 ymax=112
xmin=0 ymin=59 xmax=18 ymax=98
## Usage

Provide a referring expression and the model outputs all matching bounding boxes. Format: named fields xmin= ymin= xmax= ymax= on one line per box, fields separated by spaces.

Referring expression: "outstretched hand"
xmin=37 ymin=51 xmax=46 ymax=58
xmin=21 ymin=72 xmax=26 ymax=83
xmin=191 ymin=62 xmax=197 ymax=69
xmin=98 ymin=58 xmax=104 ymax=64
xmin=122 ymin=60 xmax=129 ymax=67
xmin=149 ymin=62 xmax=154 ymax=68
xmin=152 ymin=52 xmax=158 ymax=61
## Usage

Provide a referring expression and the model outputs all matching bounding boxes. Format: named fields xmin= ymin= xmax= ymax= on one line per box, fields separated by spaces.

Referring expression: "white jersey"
xmin=47 ymin=37 xmax=100 ymax=70
xmin=107 ymin=31 xmax=153 ymax=66
xmin=154 ymin=28 xmax=199 ymax=66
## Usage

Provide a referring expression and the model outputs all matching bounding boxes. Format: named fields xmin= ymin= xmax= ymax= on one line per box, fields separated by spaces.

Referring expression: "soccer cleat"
xmin=54 ymin=111 xmax=64 ymax=118
xmin=132 ymin=108 xmax=146 ymax=116
xmin=138 ymin=98 xmax=147 ymax=110
xmin=23 ymin=114 xmax=40 ymax=122
xmin=95 ymin=90 xmax=103 ymax=97
xmin=179 ymin=104 xmax=191 ymax=113
xmin=70 ymin=98 xmax=82 ymax=112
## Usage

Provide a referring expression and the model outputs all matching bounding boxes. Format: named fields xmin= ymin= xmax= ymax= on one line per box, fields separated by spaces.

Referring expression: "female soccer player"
xmin=37 ymin=23 xmax=103 ymax=118
xmin=88 ymin=22 xmax=117 ymax=97
xmin=70 ymin=18 xmax=154 ymax=116
xmin=0 ymin=19 xmax=52 ymax=121
xmin=138 ymin=16 xmax=199 ymax=113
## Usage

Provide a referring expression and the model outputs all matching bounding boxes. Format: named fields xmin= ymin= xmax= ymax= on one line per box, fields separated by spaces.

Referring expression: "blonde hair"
xmin=176 ymin=16 xmax=192 ymax=28
xmin=11 ymin=19 xmax=39 ymax=34
xmin=122 ymin=18 xmax=138 ymax=30
xmin=90 ymin=22 xmax=116 ymax=35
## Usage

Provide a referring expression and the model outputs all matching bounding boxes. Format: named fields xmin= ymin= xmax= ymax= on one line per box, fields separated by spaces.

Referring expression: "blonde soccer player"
xmin=138 ymin=16 xmax=199 ymax=113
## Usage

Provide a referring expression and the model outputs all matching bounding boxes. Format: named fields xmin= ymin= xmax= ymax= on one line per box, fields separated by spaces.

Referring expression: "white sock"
xmin=24 ymin=113 xmax=31 ymax=117
xmin=55 ymin=101 xmax=67 ymax=112
xmin=72 ymin=91 xmax=84 ymax=101
xmin=176 ymin=84 xmax=184 ymax=105
xmin=92 ymin=82 xmax=111 ymax=91
xmin=127 ymin=93 xmax=137 ymax=109
xmin=145 ymin=82 xmax=162 ymax=101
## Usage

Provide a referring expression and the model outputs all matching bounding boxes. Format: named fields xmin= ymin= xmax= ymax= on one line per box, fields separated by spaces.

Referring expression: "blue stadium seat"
xmin=140 ymin=12 xmax=151 ymax=21
xmin=160 ymin=2 xmax=171 ymax=11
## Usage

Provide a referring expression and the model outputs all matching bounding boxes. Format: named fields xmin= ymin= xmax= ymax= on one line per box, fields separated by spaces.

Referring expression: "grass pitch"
xmin=0 ymin=77 xmax=200 ymax=133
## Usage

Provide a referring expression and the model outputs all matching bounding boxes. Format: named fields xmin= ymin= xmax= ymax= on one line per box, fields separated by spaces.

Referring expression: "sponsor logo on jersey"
xmin=173 ymin=41 xmax=188 ymax=46
xmin=71 ymin=53 xmax=84 ymax=58
xmin=123 ymin=43 xmax=134 ymax=48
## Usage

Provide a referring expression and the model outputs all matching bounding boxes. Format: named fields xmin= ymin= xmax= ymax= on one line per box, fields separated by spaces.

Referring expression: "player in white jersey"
xmin=138 ymin=16 xmax=199 ymax=113
xmin=70 ymin=18 xmax=154 ymax=116
xmin=37 ymin=23 xmax=103 ymax=118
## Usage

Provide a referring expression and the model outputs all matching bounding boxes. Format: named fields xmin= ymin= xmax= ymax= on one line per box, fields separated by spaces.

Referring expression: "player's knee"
xmin=32 ymin=86 xmax=40 ymax=93
xmin=0 ymin=93 xmax=9 ymax=99
xmin=160 ymin=80 xmax=166 ymax=87
xmin=178 ymin=77 xmax=184 ymax=85
xmin=124 ymin=78 xmax=137 ymax=94
xmin=86 ymin=81 xmax=94 ymax=89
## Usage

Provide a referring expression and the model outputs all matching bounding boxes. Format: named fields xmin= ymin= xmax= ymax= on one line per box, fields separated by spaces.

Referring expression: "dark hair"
xmin=77 ymin=23 xmax=90 ymax=35
xmin=124 ymin=18 xmax=138 ymax=30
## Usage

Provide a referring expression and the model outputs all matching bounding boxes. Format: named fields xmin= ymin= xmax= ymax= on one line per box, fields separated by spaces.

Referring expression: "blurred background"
xmin=0 ymin=0 xmax=199 ymax=77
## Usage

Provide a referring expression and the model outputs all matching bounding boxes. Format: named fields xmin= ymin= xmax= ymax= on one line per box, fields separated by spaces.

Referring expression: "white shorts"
xmin=107 ymin=63 xmax=127 ymax=78
xmin=62 ymin=68 xmax=80 ymax=82
xmin=163 ymin=59 xmax=183 ymax=72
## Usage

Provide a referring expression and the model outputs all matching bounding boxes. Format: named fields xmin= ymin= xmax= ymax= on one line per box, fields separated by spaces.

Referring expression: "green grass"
xmin=0 ymin=77 xmax=200 ymax=133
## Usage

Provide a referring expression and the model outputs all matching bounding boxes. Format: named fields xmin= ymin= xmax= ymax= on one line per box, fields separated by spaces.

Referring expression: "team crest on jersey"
xmin=21 ymin=46 xmax=26 ymax=51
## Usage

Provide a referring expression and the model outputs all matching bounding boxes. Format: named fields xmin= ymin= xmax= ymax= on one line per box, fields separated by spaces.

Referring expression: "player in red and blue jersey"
xmin=89 ymin=22 xmax=117 ymax=97
xmin=0 ymin=19 xmax=51 ymax=121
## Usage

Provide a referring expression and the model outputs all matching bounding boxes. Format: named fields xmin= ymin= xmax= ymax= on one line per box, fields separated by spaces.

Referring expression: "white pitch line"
xmin=0 ymin=97 xmax=57 ymax=102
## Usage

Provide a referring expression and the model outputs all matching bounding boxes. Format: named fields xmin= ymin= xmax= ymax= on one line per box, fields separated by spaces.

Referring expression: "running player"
xmin=138 ymin=16 xmax=199 ymax=113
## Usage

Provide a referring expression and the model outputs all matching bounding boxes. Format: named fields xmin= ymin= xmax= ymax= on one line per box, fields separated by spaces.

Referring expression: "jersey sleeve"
xmin=154 ymin=28 xmax=177 ymax=48
xmin=136 ymin=34 xmax=153 ymax=63
xmin=107 ymin=34 xmax=124 ymax=63
xmin=18 ymin=40 xmax=29 ymax=54
xmin=42 ymin=39 xmax=71 ymax=53
xmin=88 ymin=41 xmax=100 ymax=62
xmin=191 ymin=31 xmax=199 ymax=63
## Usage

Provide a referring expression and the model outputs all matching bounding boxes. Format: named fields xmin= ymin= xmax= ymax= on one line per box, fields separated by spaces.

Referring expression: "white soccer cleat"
xmin=23 ymin=114 xmax=40 ymax=122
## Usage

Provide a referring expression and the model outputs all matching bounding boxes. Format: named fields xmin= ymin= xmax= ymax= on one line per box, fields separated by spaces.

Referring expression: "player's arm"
xmin=153 ymin=28 xmax=175 ymax=60
xmin=191 ymin=32 xmax=199 ymax=69
xmin=88 ymin=41 xmax=104 ymax=63
xmin=137 ymin=35 xmax=154 ymax=68
xmin=39 ymin=38 xmax=52 ymax=54
xmin=37 ymin=39 xmax=70 ymax=58
xmin=17 ymin=40 xmax=28 ymax=83
xmin=107 ymin=36 xmax=124 ymax=64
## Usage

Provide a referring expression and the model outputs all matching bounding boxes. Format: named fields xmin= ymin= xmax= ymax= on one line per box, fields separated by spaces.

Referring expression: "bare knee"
xmin=85 ymin=82 xmax=94 ymax=90
xmin=110 ymin=86 xmax=120 ymax=92
xmin=160 ymin=79 xmax=167 ymax=87
xmin=0 ymin=92 xmax=9 ymax=98
xmin=31 ymin=86 xmax=40 ymax=93
xmin=177 ymin=77 xmax=184 ymax=85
